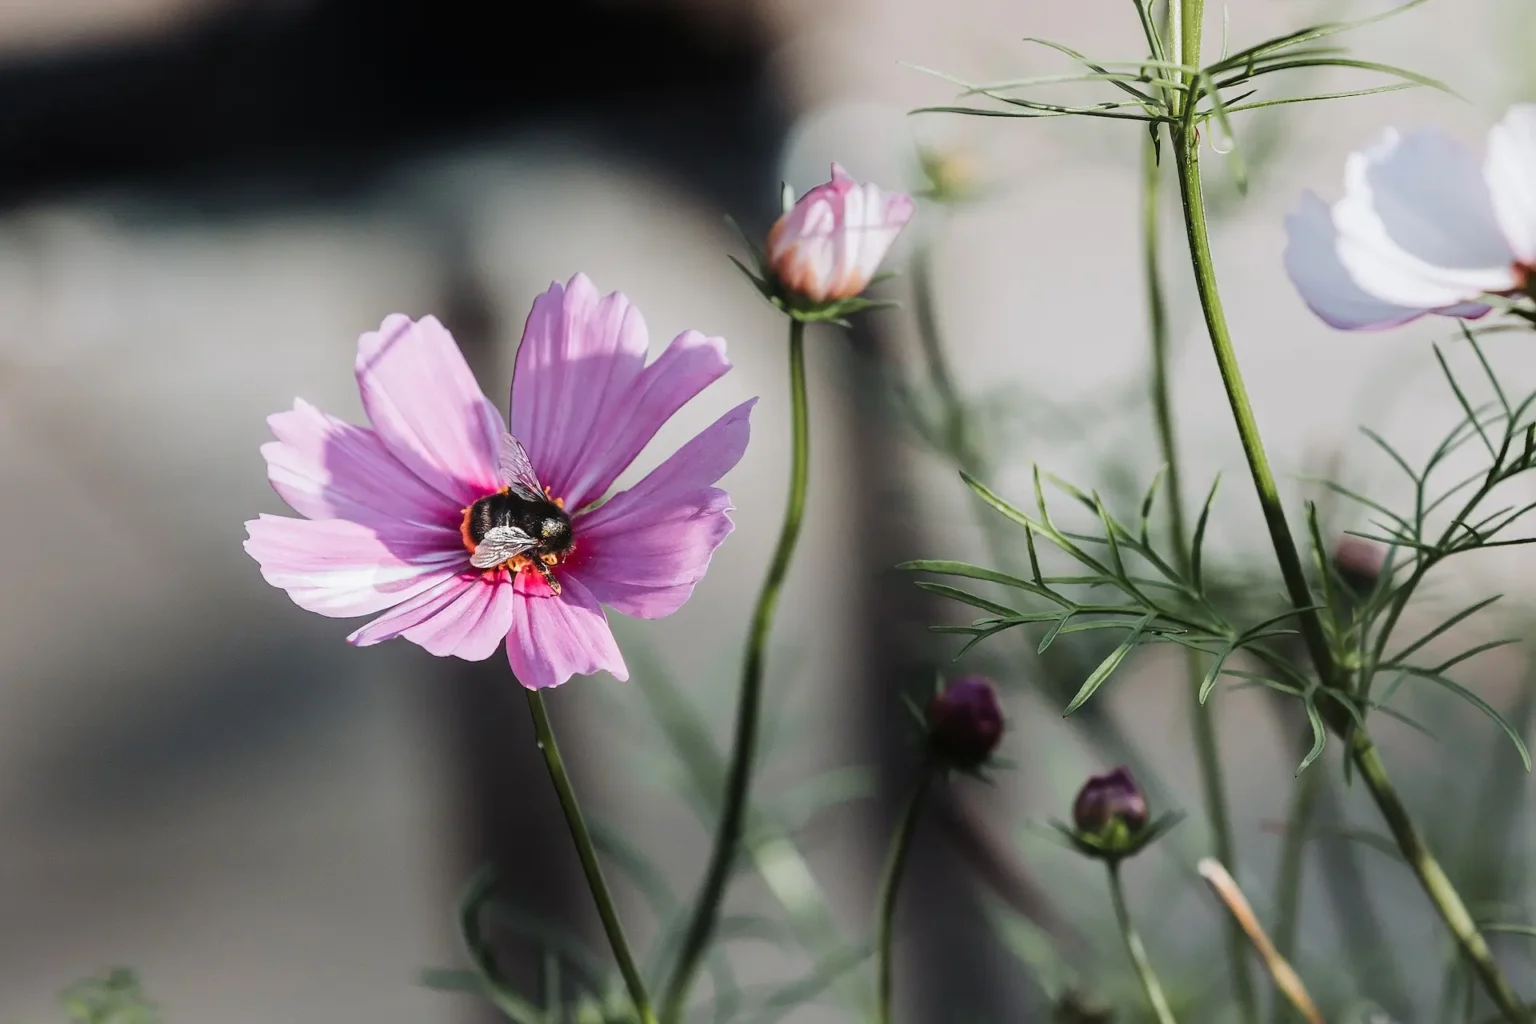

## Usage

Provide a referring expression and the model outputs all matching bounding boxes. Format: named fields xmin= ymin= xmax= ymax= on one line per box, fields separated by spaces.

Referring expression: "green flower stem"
xmin=661 ymin=318 xmax=811 ymax=1023
xmin=876 ymin=764 xmax=934 ymax=1024
xmin=912 ymin=223 xmax=977 ymax=473
xmin=1269 ymin=760 xmax=1320 ymax=1024
xmin=1108 ymin=861 xmax=1180 ymax=1024
xmin=1350 ymin=729 xmax=1527 ymax=1020
xmin=1142 ymin=129 xmax=1256 ymax=1024
xmin=1169 ymin=13 xmax=1526 ymax=1011
xmin=525 ymin=690 xmax=657 ymax=1024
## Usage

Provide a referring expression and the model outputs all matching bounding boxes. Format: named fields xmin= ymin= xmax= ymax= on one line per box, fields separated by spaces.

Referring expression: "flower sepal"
xmin=1058 ymin=766 xmax=1181 ymax=863
xmin=727 ymin=229 xmax=900 ymax=326
xmin=1052 ymin=809 xmax=1185 ymax=865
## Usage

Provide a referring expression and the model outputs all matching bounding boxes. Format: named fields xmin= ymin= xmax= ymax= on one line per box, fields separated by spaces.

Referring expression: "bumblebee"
xmin=462 ymin=434 xmax=575 ymax=594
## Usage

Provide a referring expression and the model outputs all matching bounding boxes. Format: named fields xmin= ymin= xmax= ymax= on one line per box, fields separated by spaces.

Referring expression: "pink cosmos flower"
xmin=767 ymin=163 xmax=915 ymax=304
xmin=245 ymin=273 xmax=755 ymax=689
xmin=1284 ymin=105 xmax=1536 ymax=330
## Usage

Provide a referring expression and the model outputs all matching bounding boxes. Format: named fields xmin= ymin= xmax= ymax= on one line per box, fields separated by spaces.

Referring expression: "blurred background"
xmin=0 ymin=0 xmax=1533 ymax=1021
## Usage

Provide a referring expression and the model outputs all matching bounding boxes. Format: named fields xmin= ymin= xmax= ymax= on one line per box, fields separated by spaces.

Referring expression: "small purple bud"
xmin=1334 ymin=536 xmax=1387 ymax=596
xmin=1072 ymin=766 xmax=1148 ymax=836
xmin=925 ymin=675 xmax=1004 ymax=769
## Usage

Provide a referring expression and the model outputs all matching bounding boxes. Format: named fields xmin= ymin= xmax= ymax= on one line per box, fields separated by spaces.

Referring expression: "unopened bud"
xmin=1333 ymin=535 xmax=1387 ymax=596
xmin=917 ymin=145 xmax=979 ymax=204
xmin=1072 ymin=766 xmax=1148 ymax=836
xmin=925 ymin=675 xmax=1004 ymax=769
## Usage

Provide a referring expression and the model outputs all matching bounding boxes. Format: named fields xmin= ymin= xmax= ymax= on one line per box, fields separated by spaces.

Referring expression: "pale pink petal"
xmin=1284 ymin=191 xmax=1490 ymax=329
xmin=569 ymin=400 xmax=753 ymax=618
xmin=1334 ymin=128 xmax=1517 ymax=308
xmin=506 ymin=574 xmax=628 ymax=690
xmin=1485 ymin=104 xmax=1536 ymax=265
xmin=245 ymin=514 xmax=466 ymax=617
xmin=356 ymin=314 xmax=503 ymax=506
xmin=263 ymin=399 xmax=462 ymax=528
xmin=562 ymin=331 xmax=732 ymax=510
xmin=510 ymin=274 xmax=647 ymax=500
xmin=767 ymin=163 xmax=914 ymax=303
xmin=348 ymin=573 xmax=515 ymax=661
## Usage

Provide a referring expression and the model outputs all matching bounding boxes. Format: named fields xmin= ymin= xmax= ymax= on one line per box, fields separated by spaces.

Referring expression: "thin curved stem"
xmin=1108 ymin=861 xmax=1180 ymax=1024
xmin=1269 ymin=759 xmax=1320 ymax=1023
xmin=1351 ymin=730 xmax=1528 ymax=1020
xmin=1143 ymin=127 xmax=1256 ymax=1024
xmin=876 ymin=765 xmax=933 ymax=1024
xmin=1170 ymin=52 xmax=1528 ymax=1019
xmin=525 ymin=690 xmax=657 ymax=1024
xmin=660 ymin=318 xmax=811 ymax=1023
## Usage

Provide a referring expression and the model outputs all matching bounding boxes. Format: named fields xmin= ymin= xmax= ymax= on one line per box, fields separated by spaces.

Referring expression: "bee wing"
xmin=498 ymin=432 xmax=547 ymax=502
xmin=469 ymin=524 xmax=537 ymax=569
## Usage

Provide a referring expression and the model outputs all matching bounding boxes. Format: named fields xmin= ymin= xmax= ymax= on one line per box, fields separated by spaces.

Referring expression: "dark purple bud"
xmin=1334 ymin=536 xmax=1387 ymax=596
xmin=1072 ymin=766 xmax=1148 ymax=836
xmin=926 ymin=675 xmax=1004 ymax=769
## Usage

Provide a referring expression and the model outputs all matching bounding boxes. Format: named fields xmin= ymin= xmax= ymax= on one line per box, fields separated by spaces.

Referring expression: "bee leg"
xmin=535 ymin=560 xmax=562 ymax=596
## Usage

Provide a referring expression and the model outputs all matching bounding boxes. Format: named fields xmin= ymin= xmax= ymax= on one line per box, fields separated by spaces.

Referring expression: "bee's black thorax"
xmin=467 ymin=491 xmax=574 ymax=555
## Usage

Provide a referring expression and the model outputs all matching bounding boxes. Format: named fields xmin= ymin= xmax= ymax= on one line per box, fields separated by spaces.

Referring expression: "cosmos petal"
xmin=245 ymin=514 xmax=466 ymax=617
xmin=509 ymin=275 xmax=732 ymax=511
xmin=767 ymin=163 xmax=914 ymax=303
xmin=262 ymin=399 xmax=462 ymax=528
xmin=571 ymin=399 xmax=753 ymax=618
xmin=356 ymin=314 xmax=503 ymax=506
xmin=1485 ymin=104 xmax=1536 ymax=265
xmin=349 ymin=573 xmax=516 ymax=661
xmin=1333 ymin=128 xmax=1517 ymax=308
xmin=506 ymin=573 xmax=627 ymax=690
xmin=1283 ymin=191 xmax=1480 ymax=329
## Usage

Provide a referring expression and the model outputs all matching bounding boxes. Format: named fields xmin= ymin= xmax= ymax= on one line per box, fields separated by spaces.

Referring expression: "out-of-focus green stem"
xmin=525 ymin=691 xmax=657 ymax=1024
xmin=1351 ymin=731 xmax=1527 ymax=1020
xmin=1269 ymin=763 xmax=1320 ymax=1024
xmin=1142 ymin=129 xmax=1255 ymax=1024
xmin=1169 ymin=21 xmax=1526 ymax=1010
xmin=875 ymin=765 xmax=934 ymax=1024
xmin=661 ymin=319 xmax=811 ymax=1023
xmin=1109 ymin=862 xmax=1180 ymax=1024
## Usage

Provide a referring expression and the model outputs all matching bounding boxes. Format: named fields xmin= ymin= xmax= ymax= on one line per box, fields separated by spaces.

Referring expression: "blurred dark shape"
xmin=0 ymin=0 xmax=778 ymax=215
xmin=842 ymin=314 xmax=1045 ymax=1020
xmin=1071 ymin=766 xmax=1148 ymax=836
xmin=1052 ymin=990 xmax=1115 ymax=1023
xmin=1333 ymin=535 xmax=1387 ymax=597
xmin=925 ymin=674 xmax=1003 ymax=770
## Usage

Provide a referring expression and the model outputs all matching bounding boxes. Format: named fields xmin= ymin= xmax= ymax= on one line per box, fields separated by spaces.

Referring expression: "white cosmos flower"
xmin=1284 ymin=105 xmax=1536 ymax=331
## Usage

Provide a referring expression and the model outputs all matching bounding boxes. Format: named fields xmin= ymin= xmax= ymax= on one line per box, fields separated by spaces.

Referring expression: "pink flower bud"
xmin=1072 ymin=766 xmax=1148 ymax=836
xmin=766 ymin=163 xmax=915 ymax=304
xmin=1334 ymin=535 xmax=1387 ymax=596
xmin=926 ymin=675 xmax=1004 ymax=769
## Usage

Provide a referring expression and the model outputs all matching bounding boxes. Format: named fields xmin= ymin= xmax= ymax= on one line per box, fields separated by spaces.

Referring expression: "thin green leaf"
xmin=1397 ymin=667 xmax=1532 ymax=770
xmin=1217 ymin=58 xmax=1458 ymax=102
xmin=1139 ymin=465 xmax=1167 ymax=549
xmin=1038 ymin=608 xmax=1076 ymax=654
xmin=1431 ymin=638 xmax=1521 ymax=675
xmin=1360 ymin=427 xmax=1421 ymax=483
xmin=1385 ymin=594 xmax=1502 ymax=666
xmin=914 ymin=581 xmax=1023 ymax=618
xmin=1222 ymin=80 xmax=1418 ymax=114
xmin=1372 ymin=703 xmax=1440 ymax=742
xmin=1192 ymin=474 xmax=1221 ymax=588
xmin=1199 ymin=641 xmax=1239 ymax=704
xmin=1209 ymin=0 xmax=1432 ymax=72
xmin=1297 ymin=696 xmax=1327 ymax=775
xmin=1435 ymin=344 xmax=1497 ymax=459
xmin=898 ymin=559 xmax=1057 ymax=598
xmin=1063 ymin=612 xmax=1155 ymax=714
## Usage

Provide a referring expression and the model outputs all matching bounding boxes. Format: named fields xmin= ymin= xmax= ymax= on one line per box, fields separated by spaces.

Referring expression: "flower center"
xmin=459 ymin=486 xmax=575 ymax=591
